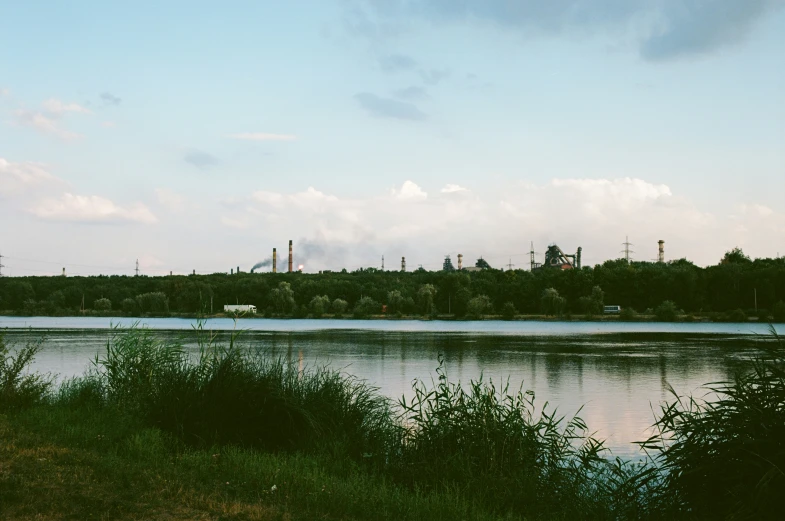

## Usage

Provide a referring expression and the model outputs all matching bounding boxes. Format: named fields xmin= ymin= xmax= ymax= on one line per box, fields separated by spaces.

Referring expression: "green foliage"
xmin=655 ymin=300 xmax=679 ymax=322
xmin=0 ymin=334 xmax=51 ymax=410
xmin=121 ymin=297 xmax=137 ymax=314
xmin=135 ymin=292 xmax=169 ymax=314
xmin=722 ymin=308 xmax=747 ymax=323
xmin=641 ymin=330 xmax=785 ymax=519
xmin=417 ymin=284 xmax=437 ymax=315
xmin=93 ymin=297 xmax=112 ymax=311
xmin=331 ymin=298 xmax=348 ymax=317
xmin=386 ymin=290 xmax=406 ymax=314
xmin=721 ymin=246 xmax=752 ymax=264
xmin=466 ymin=294 xmax=491 ymax=318
xmin=773 ymin=301 xmax=785 ymax=322
xmin=353 ymin=296 xmax=380 ymax=318
xmin=270 ymin=282 xmax=295 ymax=314
xmin=309 ymin=295 xmax=331 ymax=317
xmin=500 ymin=301 xmax=517 ymax=320
xmin=541 ymin=287 xmax=566 ymax=316
xmin=619 ymin=307 xmax=638 ymax=321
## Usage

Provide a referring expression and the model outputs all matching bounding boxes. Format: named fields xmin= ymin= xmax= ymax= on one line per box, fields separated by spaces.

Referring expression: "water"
xmin=2 ymin=316 xmax=780 ymax=457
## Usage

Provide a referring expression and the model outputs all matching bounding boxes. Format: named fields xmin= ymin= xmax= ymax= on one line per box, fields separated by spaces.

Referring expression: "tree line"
xmin=1 ymin=248 xmax=784 ymax=321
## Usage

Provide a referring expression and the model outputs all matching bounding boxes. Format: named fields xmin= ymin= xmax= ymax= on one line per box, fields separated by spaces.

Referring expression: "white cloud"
xmin=392 ymin=180 xmax=427 ymax=201
xmin=14 ymin=110 xmax=81 ymax=141
xmin=441 ymin=183 xmax=469 ymax=193
xmin=29 ymin=193 xmax=158 ymax=224
xmin=0 ymin=158 xmax=63 ymax=196
xmin=155 ymin=188 xmax=186 ymax=213
xmin=227 ymin=133 xmax=297 ymax=141
xmin=0 ymin=88 xmax=9 ymax=96
xmin=41 ymin=98 xmax=91 ymax=115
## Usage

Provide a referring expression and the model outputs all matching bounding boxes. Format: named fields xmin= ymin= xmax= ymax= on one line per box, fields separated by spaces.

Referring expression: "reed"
xmin=0 ymin=333 xmax=51 ymax=411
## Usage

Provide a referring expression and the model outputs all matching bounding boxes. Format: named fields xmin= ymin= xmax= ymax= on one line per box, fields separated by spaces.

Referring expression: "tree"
xmin=578 ymin=286 xmax=604 ymax=316
xmin=721 ymin=247 xmax=751 ymax=265
xmin=353 ymin=296 xmax=380 ymax=318
xmin=309 ymin=295 xmax=331 ymax=317
xmin=417 ymin=284 xmax=437 ymax=315
xmin=93 ymin=298 xmax=112 ymax=311
xmin=331 ymin=298 xmax=348 ymax=317
xmin=136 ymin=292 xmax=169 ymax=314
xmin=387 ymin=290 xmax=406 ymax=314
xmin=270 ymin=282 xmax=295 ymax=314
xmin=541 ymin=288 xmax=566 ymax=316
xmin=466 ymin=295 xmax=492 ymax=318
xmin=121 ymin=298 xmax=137 ymax=314
xmin=773 ymin=301 xmax=785 ymax=323
xmin=2 ymin=281 xmax=35 ymax=310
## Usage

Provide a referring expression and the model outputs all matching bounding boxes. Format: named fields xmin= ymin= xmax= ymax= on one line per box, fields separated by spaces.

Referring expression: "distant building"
xmin=443 ymin=255 xmax=456 ymax=271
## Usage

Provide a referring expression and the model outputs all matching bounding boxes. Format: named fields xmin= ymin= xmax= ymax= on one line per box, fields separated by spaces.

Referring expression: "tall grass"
xmin=0 ymin=332 xmax=51 ymax=410
xmin=641 ymin=326 xmax=785 ymax=519
xmin=85 ymin=324 xmax=398 ymax=461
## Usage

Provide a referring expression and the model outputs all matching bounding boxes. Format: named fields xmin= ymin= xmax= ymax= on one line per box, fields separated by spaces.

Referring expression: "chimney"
xmin=658 ymin=240 xmax=665 ymax=263
xmin=61 ymin=267 xmax=66 ymax=277
xmin=273 ymin=248 xmax=277 ymax=273
xmin=401 ymin=256 xmax=406 ymax=272
xmin=288 ymin=240 xmax=293 ymax=273
xmin=192 ymin=269 xmax=196 ymax=275
xmin=457 ymin=254 xmax=463 ymax=270
xmin=169 ymin=271 xmax=172 ymax=276
xmin=237 ymin=265 xmax=240 ymax=274
xmin=231 ymin=268 xmax=234 ymax=275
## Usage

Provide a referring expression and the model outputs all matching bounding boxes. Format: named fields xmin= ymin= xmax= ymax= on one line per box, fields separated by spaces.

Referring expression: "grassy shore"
xmin=1 ymin=327 xmax=783 ymax=520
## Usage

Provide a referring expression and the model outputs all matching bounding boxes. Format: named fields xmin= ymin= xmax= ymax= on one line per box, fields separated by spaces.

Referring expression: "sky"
xmin=1 ymin=0 xmax=784 ymax=276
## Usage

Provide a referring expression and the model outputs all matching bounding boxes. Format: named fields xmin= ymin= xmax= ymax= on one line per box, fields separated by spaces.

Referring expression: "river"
xmin=2 ymin=316 xmax=781 ymax=457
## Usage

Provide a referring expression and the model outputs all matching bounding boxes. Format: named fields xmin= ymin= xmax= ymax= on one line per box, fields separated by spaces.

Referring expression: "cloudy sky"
xmin=1 ymin=0 xmax=784 ymax=275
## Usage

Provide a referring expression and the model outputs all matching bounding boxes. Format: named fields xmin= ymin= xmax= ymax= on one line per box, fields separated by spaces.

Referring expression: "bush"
xmin=655 ymin=300 xmax=679 ymax=322
xmin=541 ymin=288 xmax=566 ymax=316
xmin=0 ymin=334 xmax=51 ymax=410
xmin=94 ymin=298 xmax=112 ymax=311
xmin=723 ymin=308 xmax=747 ymax=323
xmin=619 ymin=307 xmax=638 ymax=321
xmin=642 ymin=330 xmax=785 ymax=519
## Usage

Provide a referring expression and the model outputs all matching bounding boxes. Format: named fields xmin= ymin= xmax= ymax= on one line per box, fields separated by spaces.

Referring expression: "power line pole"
xmin=135 ymin=258 xmax=140 ymax=277
xmin=506 ymin=258 xmax=515 ymax=270
xmin=381 ymin=255 xmax=384 ymax=271
xmin=0 ymin=251 xmax=5 ymax=277
xmin=621 ymin=236 xmax=635 ymax=262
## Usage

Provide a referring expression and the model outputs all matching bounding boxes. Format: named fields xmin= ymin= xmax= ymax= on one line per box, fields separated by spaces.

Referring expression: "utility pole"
xmin=0 ymin=251 xmax=5 ymax=277
xmin=506 ymin=258 xmax=515 ymax=270
xmin=621 ymin=236 xmax=635 ymax=262
xmin=381 ymin=255 xmax=384 ymax=271
xmin=135 ymin=259 xmax=140 ymax=277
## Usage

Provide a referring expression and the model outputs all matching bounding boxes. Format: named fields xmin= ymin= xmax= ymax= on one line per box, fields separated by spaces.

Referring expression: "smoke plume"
xmin=250 ymin=257 xmax=272 ymax=273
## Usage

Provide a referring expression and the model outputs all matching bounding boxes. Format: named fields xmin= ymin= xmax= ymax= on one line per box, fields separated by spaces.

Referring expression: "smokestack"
xmin=169 ymin=271 xmax=172 ymax=276
xmin=576 ymin=247 xmax=582 ymax=269
xmin=658 ymin=240 xmax=665 ymax=263
xmin=457 ymin=254 xmax=463 ymax=270
xmin=62 ymin=267 xmax=66 ymax=277
xmin=288 ymin=240 xmax=293 ymax=273
xmin=273 ymin=248 xmax=277 ymax=273
xmin=231 ymin=268 xmax=234 ymax=275
xmin=192 ymin=269 xmax=195 ymax=275
xmin=237 ymin=265 xmax=240 ymax=274
xmin=401 ymin=256 xmax=406 ymax=272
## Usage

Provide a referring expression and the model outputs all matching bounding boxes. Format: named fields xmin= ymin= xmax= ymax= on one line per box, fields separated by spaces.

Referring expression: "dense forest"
xmin=1 ymin=248 xmax=784 ymax=321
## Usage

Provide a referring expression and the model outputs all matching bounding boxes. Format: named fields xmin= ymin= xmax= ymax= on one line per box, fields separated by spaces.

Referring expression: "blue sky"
xmin=1 ymin=0 xmax=784 ymax=275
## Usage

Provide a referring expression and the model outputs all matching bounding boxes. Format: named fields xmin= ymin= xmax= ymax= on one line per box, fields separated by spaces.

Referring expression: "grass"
xmin=1 ymin=324 xmax=783 ymax=519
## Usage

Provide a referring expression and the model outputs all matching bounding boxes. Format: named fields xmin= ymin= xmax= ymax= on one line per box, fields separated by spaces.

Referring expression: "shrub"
xmin=94 ymin=298 xmax=112 ymax=311
xmin=541 ymin=288 xmax=566 ymax=316
xmin=655 ymin=300 xmax=679 ymax=322
xmin=619 ymin=307 xmax=638 ymax=321
xmin=723 ymin=308 xmax=747 ymax=323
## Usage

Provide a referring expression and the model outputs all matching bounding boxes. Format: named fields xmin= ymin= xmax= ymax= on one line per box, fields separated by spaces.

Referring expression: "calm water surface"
xmin=2 ymin=316 xmax=780 ymax=457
